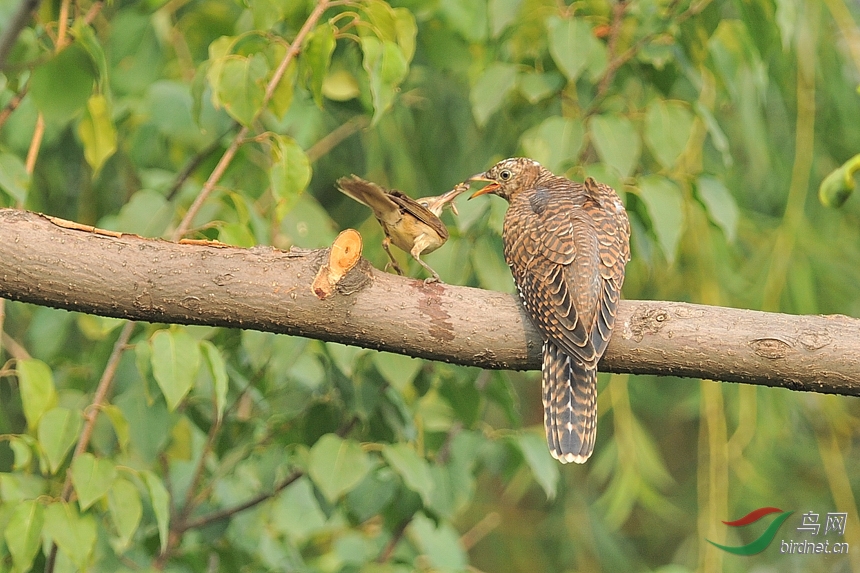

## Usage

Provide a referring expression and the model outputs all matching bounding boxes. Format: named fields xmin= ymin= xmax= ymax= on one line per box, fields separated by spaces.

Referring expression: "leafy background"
xmin=1 ymin=0 xmax=860 ymax=572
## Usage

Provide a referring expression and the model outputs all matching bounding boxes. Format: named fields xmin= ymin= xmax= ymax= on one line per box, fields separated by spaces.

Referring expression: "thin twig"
xmin=587 ymin=0 xmax=707 ymax=114
xmin=0 ymin=0 xmax=42 ymax=70
xmin=165 ymin=131 xmax=233 ymax=202
xmin=172 ymin=0 xmax=333 ymax=239
xmin=0 ymin=2 xmax=102 ymax=132
xmin=24 ymin=115 xmax=44 ymax=175
xmin=176 ymin=416 xmax=223 ymax=529
xmin=0 ymin=331 xmax=30 ymax=361
xmin=376 ymin=516 xmax=413 ymax=563
xmin=0 ymin=299 xmax=4 ymax=361
xmin=23 ymin=0 xmax=73 ymax=183
xmin=595 ymin=1 xmax=629 ymax=99
xmin=306 ymin=116 xmax=370 ymax=163
xmin=45 ymin=320 xmax=137 ymax=573
xmin=460 ymin=512 xmax=501 ymax=550
xmin=0 ymin=89 xmax=26 ymax=130
xmin=180 ymin=471 xmax=303 ymax=532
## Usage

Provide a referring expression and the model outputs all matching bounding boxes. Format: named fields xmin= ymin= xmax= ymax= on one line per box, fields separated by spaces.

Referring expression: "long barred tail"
xmin=542 ymin=341 xmax=597 ymax=464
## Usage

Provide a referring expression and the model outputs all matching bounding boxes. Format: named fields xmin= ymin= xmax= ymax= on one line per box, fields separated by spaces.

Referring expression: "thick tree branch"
xmin=1 ymin=208 xmax=859 ymax=394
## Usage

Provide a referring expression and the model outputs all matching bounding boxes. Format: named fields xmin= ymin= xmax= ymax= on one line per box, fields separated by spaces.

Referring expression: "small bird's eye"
xmin=499 ymin=169 xmax=512 ymax=181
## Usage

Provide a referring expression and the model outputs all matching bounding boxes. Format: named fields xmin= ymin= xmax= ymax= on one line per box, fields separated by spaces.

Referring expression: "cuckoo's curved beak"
xmin=467 ymin=174 xmax=500 ymax=199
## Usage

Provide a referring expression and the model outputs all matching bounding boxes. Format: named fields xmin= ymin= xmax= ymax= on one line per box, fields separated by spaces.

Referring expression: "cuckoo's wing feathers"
xmin=504 ymin=180 xmax=630 ymax=365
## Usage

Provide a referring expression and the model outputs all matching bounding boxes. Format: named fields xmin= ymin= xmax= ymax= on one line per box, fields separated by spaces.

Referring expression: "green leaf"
xmin=361 ymin=37 xmax=409 ymax=124
xmin=166 ymin=415 xmax=194 ymax=460
xmin=589 ymin=115 xmax=641 ymax=178
xmin=268 ymin=60 xmax=296 ymax=118
xmin=99 ymin=188 xmax=172 ymax=236
xmin=271 ymin=476 xmax=327 ymax=541
xmin=100 ymin=404 xmax=130 ymax=452
xmin=37 ymin=407 xmax=82 ymax=474
xmin=108 ymin=477 xmax=143 ymax=550
xmin=489 ymin=0 xmax=523 ymax=37
xmin=472 ymin=233 xmax=514 ymax=292
xmin=373 ymin=352 xmax=423 ymax=392
xmin=516 ymin=431 xmax=559 ymax=500
xmin=644 ymin=100 xmax=694 ymax=169
xmin=470 ymin=62 xmax=518 ymax=127
xmin=818 ymin=156 xmax=859 ymax=208
xmin=517 ymin=71 xmax=564 ymax=104
xmin=29 ymin=44 xmax=96 ymax=123
xmin=76 ymin=314 xmax=124 ymax=341
xmin=280 ymin=192 xmax=339 ymax=248
xmin=78 ymin=94 xmax=117 ymax=174
xmin=116 ymin=380 xmax=172 ymax=463
xmin=520 ymin=116 xmax=585 ymax=174
xmin=9 ymin=436 xmax=35 ymax=471
xmin=360 ymin=0 xmax=399 ymax=42
xmin=17 ymin=358 xmax=58 ymax=430
xmin=142 ymin=470 xmax=170 ymax=552
xmin=547 ymin=16 xmax=606 ymax=82
xmin=638 ymin=175 xmax=685 ymax=263
xmin=70 ymin=453 xmax=117 ymax=510
xmin=346 ymin=468 xmax=398 ymax=522
xmin=410 ymin=512 xmax=468 ymax=570
xmin=150 ymin=328 xmax=201 ymax=411
xmin=0 ymin=152 xmax=30 ymax=204
xmin=308 ymin=434 xmax=372 ymax=503
xmin=218 ymin=221 xmax=257 ymax=247
xmin=270 ymin=134 xmax=311 ymax=213
xmin=393 ymin=7 xmax=417 ymax=63
xmin=439 ymin=0 xmax=488 ymax=42
xmin=382 ymin=444 xmax=434 ymax=505
xmin=201 ymin=340 xmax=229 ymax=421
xmin=4 ymin=499 xmax=44 ymax=573
xmin=213 ymin=53 xmax=268 ymax=126
xmin=696 ymin=176 xmax=738 ymax=242
xmin=322 ymin=68 xmax=361 ymax=101
xmin=326 ymin=341 xmax=366 ymax=378
xmin=0 ymin=473 xmax=47 ymax=502
xmin=301 ymin=23 xmax=336 ymax=107
xmin=71 ymin=20 xmax=109 ymax=91
xmin=43 ymin=501 xmax=97 ymax=570
xmin=694 ymin=102 xmax=732 ymax=167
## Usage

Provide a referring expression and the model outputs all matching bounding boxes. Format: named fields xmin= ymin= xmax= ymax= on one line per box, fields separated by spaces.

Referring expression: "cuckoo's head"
xmin=467 ymin=157 xmax=546 ymax=202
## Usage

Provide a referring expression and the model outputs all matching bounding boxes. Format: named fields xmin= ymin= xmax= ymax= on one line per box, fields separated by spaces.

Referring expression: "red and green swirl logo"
xmin=707 ymin=507 xmax=794 ymax=555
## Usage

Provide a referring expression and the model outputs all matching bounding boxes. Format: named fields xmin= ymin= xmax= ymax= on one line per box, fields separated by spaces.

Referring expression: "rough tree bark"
xmin=1 ymin=208 xmax=858 ymax=395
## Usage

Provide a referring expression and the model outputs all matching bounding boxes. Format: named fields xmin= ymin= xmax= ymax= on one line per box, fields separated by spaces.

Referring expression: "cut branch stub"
xmin=312 ymin=228 xmax=363 ymax=299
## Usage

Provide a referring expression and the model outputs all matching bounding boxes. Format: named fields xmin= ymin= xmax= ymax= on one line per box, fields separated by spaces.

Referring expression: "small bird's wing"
xmin=336 ymin=175 xmax=402 ymax=227
xmin=387 ymin=190 xmax=449 ymax=241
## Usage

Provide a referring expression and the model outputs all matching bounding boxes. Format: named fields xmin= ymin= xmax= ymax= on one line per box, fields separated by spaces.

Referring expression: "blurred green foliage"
xmin=1 ymin=0 xmax=860 ymax=572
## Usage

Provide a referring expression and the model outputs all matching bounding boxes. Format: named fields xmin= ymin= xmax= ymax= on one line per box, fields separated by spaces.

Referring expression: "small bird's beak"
xmin=467 ymin=174 xmax=500 ymax=199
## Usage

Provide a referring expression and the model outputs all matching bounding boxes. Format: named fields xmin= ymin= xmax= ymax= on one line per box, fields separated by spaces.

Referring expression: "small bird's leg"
xmin=381 ymin=236 xmax=404 ymax=275
xmin=411 ymin=244 xmax=442 ymax=284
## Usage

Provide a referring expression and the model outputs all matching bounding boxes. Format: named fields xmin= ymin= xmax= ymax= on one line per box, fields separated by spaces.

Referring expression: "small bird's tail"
xmin=542 ymin=341 xmax=597 ymax=464
xmin=336 ymin=175 xmax=400 ymax=226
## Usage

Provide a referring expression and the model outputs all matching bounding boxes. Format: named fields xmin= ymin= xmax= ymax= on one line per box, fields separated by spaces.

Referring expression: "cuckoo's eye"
xmin=499 ymin=169 xmax=513 ymax=181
